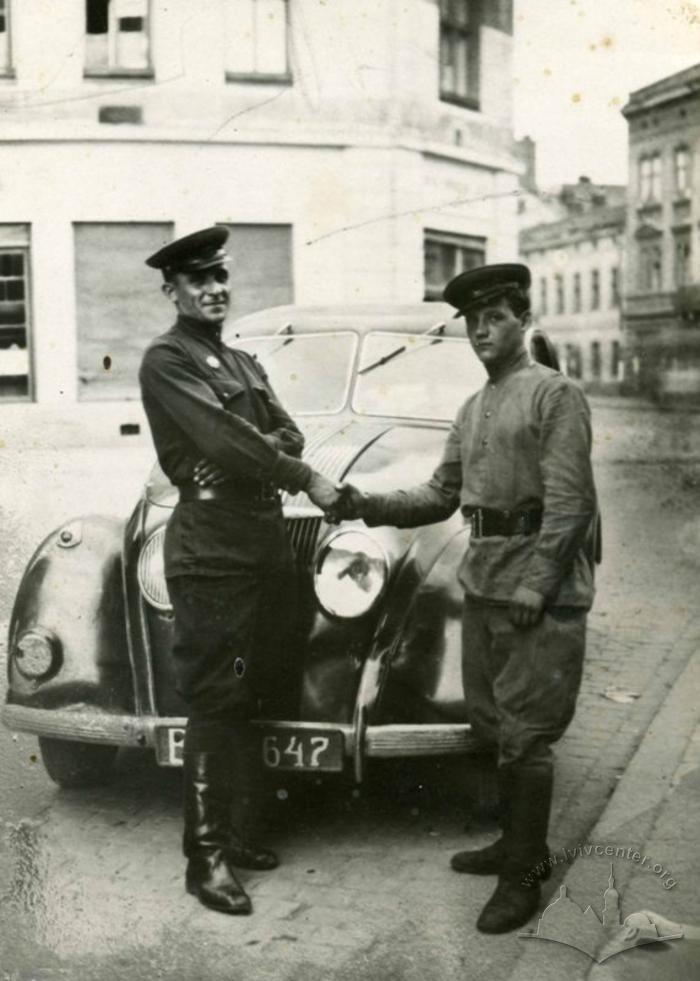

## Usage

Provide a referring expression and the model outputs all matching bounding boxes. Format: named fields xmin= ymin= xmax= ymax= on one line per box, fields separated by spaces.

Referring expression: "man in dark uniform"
xmin=332 ymin=264 xmax=597 ymax=934
xmin=139 ymin=226 xmax=342 ymax=916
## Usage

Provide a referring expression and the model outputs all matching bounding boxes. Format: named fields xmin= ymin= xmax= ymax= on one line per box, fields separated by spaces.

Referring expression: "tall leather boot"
xmin=451 ymin=765 xmax=512 ymax=874
xmin=227 ymin=727 xmax=278 ymax=871
xmin=183 ymin=747 xmax=252 ymax=915
xmin=476 ymin=761 xmax=553 ymax=934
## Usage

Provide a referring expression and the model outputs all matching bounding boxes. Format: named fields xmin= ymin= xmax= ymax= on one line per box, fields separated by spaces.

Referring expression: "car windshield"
xmin=233 ymin=332 xmax=356 ymax=414
xmin=353 ymin=332 xmax=486 ymax=421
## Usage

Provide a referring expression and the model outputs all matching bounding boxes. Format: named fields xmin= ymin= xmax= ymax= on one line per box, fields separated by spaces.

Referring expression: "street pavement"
xmin=0 ymin=399 xmax=699 ymax=981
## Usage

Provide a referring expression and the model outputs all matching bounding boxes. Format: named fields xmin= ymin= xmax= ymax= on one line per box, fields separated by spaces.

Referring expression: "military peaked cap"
xmin=145 ymin=226 xmax=230 ymax=275
xmin=444 ymin=263 xmax=531 ymax=316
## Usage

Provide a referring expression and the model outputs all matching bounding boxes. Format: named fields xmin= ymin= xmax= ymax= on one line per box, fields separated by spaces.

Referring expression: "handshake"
xmin=306 ymin=473 xmax=367 ymax=524
xmin=192 ymin=460 xmax=367 ymax=524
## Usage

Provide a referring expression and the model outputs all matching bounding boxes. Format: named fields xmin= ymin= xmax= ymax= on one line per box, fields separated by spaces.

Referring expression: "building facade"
xmin=0 ymin=0 xmax=520 ymax=440
xmin=519 ymin=179 xmax=626 ymax=391
xmin=622 ymin=63 xmax=700 ymax=400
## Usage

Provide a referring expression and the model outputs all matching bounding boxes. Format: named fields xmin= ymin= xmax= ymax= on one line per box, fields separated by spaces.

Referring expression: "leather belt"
xmin=178 ymin=481 xmax=280 ymax=506
xmin=467 ymin=507 xmax=542 ymax=539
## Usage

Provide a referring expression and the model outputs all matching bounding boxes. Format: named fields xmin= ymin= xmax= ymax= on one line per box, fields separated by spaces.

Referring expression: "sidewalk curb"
xmin=506 ymin=645 xmax=700 ymax=981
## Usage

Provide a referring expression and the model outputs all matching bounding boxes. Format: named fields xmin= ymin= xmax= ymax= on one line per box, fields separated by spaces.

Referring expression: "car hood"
xmin=282 ymin=417 xmax=448 ymax=508
xmin=145 ymin=417 xmax=449 ymax=510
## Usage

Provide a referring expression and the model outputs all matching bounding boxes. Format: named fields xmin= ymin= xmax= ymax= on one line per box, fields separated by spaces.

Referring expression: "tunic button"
xmin=482 ymin=437 xmax=489 ymax=446
xmin=485 ymin=411 xmax=491 ymax=418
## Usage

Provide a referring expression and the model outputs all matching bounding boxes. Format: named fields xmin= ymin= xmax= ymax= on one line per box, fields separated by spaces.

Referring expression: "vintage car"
xmin=2 ymin=303 xmax=570 ymax=789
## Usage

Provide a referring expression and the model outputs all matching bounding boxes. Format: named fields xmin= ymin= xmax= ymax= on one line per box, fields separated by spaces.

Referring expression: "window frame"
xmin=539 ymin=276 xmax=548 ymax=316
xmin=610 ymin=266 xmax=620 ymax=308
xmin=0 ymin=234 xmax=34 ymax=404
xmin=639 ymin=153 xmax=662 ymax=204
xmin=423 ymin=229 xmax=487 ymax=301
xmin=638 ymin=240 xmax=663 ymax=293
xmin=225 ymin=0 xmax=292 ymax=85
xmin=590 ymin=269 xmax=600 ymax=311
xmin=439 ymin=0 xmax=481 ymax=111
xmin=0 ymin=0 xmax=14 ymax=77
xmin=572 ymin=272 xmax=582 ymax=313
xmin=674 ymin=146 xmax=691 ymax=197
xmin=673 ymin=228 xmax=691 ymax=287
xmin=84 ymin=0 xmax=154 ymax=80
xmin=554 ymin=273 xmax=565 ymax=315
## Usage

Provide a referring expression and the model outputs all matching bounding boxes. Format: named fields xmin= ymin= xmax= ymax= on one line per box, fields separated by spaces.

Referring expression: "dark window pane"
xmin=7 ymin=280 xmax=24 ymax=300
xmin=0 ymin=16 xmax=6 ymax=33
xmin=119 ymin=17 xmax=144 ymax=32
xmin=86 ymin=0 xmax=109 ymax=35
xmin=10 ymin=253 xmax=23 ymax=275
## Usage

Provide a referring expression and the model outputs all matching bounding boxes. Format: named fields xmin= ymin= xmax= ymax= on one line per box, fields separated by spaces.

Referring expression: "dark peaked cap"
xmin=145 ymin=226 xmax=230 ymax=275
xmin=443 ymin=263 xmax=531 ymax=316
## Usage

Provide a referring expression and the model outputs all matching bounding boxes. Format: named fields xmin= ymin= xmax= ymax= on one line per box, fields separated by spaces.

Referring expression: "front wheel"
xmin=38 ymin=737 xmax=118 ymax=788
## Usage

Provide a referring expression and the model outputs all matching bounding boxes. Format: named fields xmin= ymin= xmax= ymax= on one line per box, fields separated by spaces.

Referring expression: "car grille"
xmin=285 ymin=516 xmax=323 ymax=570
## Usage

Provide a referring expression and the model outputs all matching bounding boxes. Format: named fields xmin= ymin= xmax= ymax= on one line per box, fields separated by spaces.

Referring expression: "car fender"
xmin=6 ymin=515 xmax=133 ymax=713
xmin=357 ymin=516 xmax=470 ymax=726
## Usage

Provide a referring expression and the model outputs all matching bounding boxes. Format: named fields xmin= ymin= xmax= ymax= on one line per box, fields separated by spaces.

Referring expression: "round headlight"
xmin=314 ymin=530 xmax=388 ymax=619
xmin=14 ymin=628 xmax=58 ymax=680
xmin=137 ymin=526 xmax=172 ymax=611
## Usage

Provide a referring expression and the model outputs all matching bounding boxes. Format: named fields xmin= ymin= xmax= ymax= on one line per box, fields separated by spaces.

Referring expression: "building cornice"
xmin=0 ymin=124 xmax=521 ymax=173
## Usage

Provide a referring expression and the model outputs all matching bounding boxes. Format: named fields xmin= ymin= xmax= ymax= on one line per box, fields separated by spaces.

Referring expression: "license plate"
xmin=154 ymin=725 xmax=344 ymax=772
xmin=155 ymin=726 xmax=186 ymax=766
xmin=259 ymin=727 xmax=344 ymax=772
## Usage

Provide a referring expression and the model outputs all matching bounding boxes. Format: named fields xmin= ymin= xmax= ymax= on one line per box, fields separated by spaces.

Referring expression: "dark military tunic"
xmin=139 ymin=314 xmax=312 ymax=578
xmin=139 ymin=314 xmax=311 ymax=721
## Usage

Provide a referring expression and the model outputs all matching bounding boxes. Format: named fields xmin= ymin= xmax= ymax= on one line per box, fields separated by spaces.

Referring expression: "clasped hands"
xmin=304 ymin=474 xmax=366 ymax=523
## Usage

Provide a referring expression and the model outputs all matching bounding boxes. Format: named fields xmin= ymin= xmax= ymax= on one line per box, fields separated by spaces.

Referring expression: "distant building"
xmin=519 ymin=178 xmax=626 ymax=391
xmin=0 ymin=0 xmax=520 ymax=438
xmin=622 ymin=62 xmax=700 ymax=400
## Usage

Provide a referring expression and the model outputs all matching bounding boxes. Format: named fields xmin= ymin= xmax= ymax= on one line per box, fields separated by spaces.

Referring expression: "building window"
xmin=591 ymin=269 xmax=600 ymax=310
xmin=0 ymin=0 xmax=11 ymax=73
xmin=225 ymin=0 xmax=289 ymax=79
xmin=564 ymin=343 xmax=582 ymax=379
xmin=424 ymin=231 xmax=486 ymax=301
xmin=0 ymin=225 xmax=32 ymax=401
xmin=75 ymin=223 xmax=173 ymax=400
xmin=539 ymin=277 xmax=548 ymax=316
xmin=611 ymin=340 xmax=621 ymax=380
xmin=219 ymin=224 xmax=294 ymax=319
xmin=590 ymin=341 xmax=601 ymax=380
xmin=610 ymin=266 xmax=620 ymax=307
xmin=85 ymin=0 xmax=151 ymax=75
xmin=674 ymin=229 xmax=691 ymax=287
xmin=638 ymin=241 xmax=662 ymax=292
xmin=674 ymin=147 xmax=691 ymax=196
xmin=555 ymin=274 xmax=565 ymax=314
xmin=639 ymin=154 xmax=662 ymax=203
xmin=572 ymin=272 xmax=581 ymax=313
xmin=439 ymin=0 xmax=480 ymax=109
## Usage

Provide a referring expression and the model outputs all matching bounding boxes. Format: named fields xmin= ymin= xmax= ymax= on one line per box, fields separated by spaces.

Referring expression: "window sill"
xmin=225 ymin=72 xmax=293 ymax=85
xmin=83 ymin=68 xmax=154 ymax=80
xmin=0 ymin=68 xmax=15 ymax=80
xmin=439 ymin=92 xmax=480 ymax=112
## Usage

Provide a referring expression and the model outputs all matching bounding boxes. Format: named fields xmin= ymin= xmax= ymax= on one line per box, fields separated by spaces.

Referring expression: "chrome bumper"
xmin=2 ymin=704 xmax=474 ymax=775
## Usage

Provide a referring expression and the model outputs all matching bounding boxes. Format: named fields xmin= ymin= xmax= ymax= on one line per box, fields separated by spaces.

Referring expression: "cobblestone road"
xmin=1 ymin=401 xmax=699 ymax=981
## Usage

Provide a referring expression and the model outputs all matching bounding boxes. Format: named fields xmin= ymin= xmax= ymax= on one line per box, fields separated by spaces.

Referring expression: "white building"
xmin=0 ymin=0 xmax=520 ymax=442
xmin=519 ymin=180 xmax=626 ymax=391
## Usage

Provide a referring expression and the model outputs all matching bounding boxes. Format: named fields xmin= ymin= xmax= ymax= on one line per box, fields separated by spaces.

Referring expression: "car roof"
xmin=223 ymin=302 xmax=465 ymax=342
